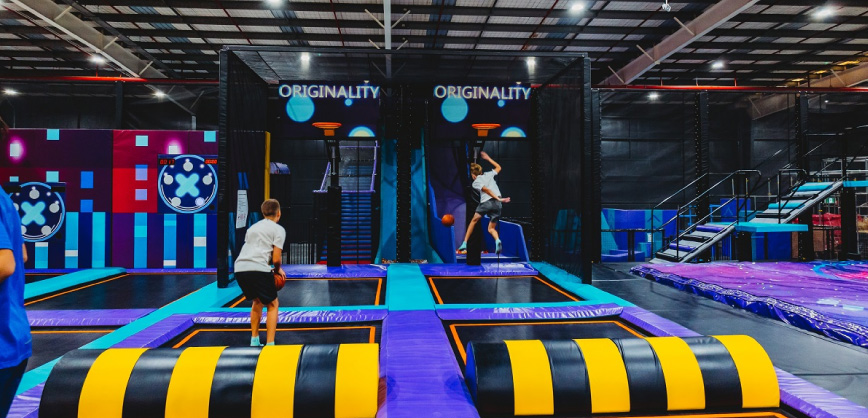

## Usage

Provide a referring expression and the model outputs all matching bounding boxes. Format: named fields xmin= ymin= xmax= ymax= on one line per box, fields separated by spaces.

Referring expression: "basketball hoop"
xmin=471 ymin=123 xmax=501 ymax=137
xmin=312 ymin=122 xmax=342 ymax=137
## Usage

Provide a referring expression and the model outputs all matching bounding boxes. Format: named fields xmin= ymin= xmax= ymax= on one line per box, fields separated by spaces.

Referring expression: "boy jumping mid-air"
xmin=234 ymin=199 xmax=286 ymax=346
xmin=458 ymin=151 xmax=511 ymax=254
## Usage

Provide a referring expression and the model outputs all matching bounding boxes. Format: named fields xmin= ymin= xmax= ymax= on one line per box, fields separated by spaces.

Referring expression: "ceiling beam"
xmin=750 ymin=61 xmax=868 ymax=118
xmin=76 ymin=14 xmax=868 ymax=38
xmin=603 ymin=0 xmax=760 ymax=85
xmin=8 ymin=0 xmax=165 ymax=78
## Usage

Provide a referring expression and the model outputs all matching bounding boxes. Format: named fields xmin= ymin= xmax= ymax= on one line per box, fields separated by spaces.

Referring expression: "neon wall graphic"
xmin=0 ymin=129 xmax=218 ymax=269
xmin=431 ymin=84 xmax=532 ymax=140
xmin=277 ymin=82 xmax=381 ymax=139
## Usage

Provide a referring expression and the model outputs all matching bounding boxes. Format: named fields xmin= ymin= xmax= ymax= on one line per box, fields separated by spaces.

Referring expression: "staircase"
xmin=652 ymin=180 xmax=843 ymax=263
xmin=320 ymin=193 xmax=374 ymax=264
xmin=317 ymin=142 xmax=378 ymax=265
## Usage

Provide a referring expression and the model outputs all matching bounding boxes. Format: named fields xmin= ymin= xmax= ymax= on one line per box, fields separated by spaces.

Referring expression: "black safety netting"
xmin=533 ymin=58 xmax=597 ymax=280
xmin=217 ymin=51 xmax=269 ymax=286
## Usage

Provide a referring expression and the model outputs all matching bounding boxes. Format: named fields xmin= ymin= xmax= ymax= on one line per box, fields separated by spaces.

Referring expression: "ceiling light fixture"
xmin=266 ymin=0 xmax=282 ymax=7
xmin=570 ymin=2 xmax=585 ymax=12
xmin=649 ymin=92 xmax=660 ymax=100
xmin=712 ymin=61 xmax=725 ymax=69
xmin=526 ymin=57 xmax=536 ymax=67
xmin=814 ymin=6 xmax=835 ymax=19
xmin=661 ymin=0 xmax=671 ymax=13
xmin=300 ymin=52 xmax=311 ymax=63
xmin=90 ymin=55 xmax=106 ymax=65
xmin=3 ymin=88 xmax=19 ymax=96
xmin=154 ymin=90 xmax=166 ymax=98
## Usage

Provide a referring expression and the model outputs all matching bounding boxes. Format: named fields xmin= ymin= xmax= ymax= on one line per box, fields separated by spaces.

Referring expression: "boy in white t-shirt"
xmin=234 ymin=199 xmax=286 ymax=346
xmin=457 ymin=151 xmax=511 ymax=254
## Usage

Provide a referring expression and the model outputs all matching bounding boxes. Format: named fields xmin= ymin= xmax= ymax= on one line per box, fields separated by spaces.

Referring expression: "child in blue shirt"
xmin=0 ymin=117 xmax=31 ymax=417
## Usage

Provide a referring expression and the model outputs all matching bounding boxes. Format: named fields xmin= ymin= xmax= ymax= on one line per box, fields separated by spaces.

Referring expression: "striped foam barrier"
xmin=466 ymin=335 xmax=779 ymax=417
xmin=39 ymin=344 xmax=379 ymax=418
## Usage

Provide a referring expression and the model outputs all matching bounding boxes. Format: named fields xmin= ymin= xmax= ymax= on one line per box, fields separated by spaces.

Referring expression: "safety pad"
xmin=27 ymin=309 xmax=154 ymax=327
xmin=281 ymin=264 xmax=387 ymax=278
xmin=379 ymin=310 xmax=480 ymax=418
xmin=38 ymin=345 xmax=380 ymax=418
xmin=225 ymin=277 xmax=385 ymax=308
xmin=436 ymin=304 xmax=623 ymax=321
xmin=192 ymin=309 xmax=388 ymax=324
xmin=111 ymin=315 xmax=196 ymax=349
xmin=419 ymin=262 xmax=538 ymax=277
xmin=24 ymin=268 xmax=125 ymax=300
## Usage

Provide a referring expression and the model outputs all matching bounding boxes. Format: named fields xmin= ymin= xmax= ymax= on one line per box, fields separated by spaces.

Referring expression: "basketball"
xmin=442 ymin=214 xmax=455 ymax=227
xmin=274 ymin=271 xmax=285 ymax=291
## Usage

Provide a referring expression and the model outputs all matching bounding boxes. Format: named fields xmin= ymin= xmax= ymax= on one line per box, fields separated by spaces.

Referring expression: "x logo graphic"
xmin=21 ymin=201 xmax=46 ymax=226
xmin=175 ymin=173 xmax=201 ymax=198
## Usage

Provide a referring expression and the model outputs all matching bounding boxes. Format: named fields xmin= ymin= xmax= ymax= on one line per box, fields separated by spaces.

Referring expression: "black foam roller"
xmin=39 ymin=349 xmax=104 ymax=418
xmin=122 ymin=349 xmax=184 ymax=418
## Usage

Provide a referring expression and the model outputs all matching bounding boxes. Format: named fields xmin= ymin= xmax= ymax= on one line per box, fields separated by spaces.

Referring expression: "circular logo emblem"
xmin=158 ymin=155 xmax=217 ymax=213
xmin=10 ymin=182 xmax=65 ymax=242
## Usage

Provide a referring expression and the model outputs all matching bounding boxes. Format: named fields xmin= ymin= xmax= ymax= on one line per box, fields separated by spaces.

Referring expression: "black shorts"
xmin=475 ymin=200 xmax=502 ymax=223
xmin=235 ymin=271 xmax=278 ymax=304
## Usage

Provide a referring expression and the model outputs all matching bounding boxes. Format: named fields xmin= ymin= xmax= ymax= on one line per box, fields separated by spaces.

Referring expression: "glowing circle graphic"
xmin=158 ymin=155 xmax=218 ymax=213
xmin=441 ymin=97 xmax=468 ymax=123
xmin=286 ymin=95 xmax=315 ymax=122
xmin=10 ymin=182 xmax=65 ymax=242
xmin=500 ymin=127 xmax=527 ymax=138
xmin=349 ymin=127 xmax=376 ymax=137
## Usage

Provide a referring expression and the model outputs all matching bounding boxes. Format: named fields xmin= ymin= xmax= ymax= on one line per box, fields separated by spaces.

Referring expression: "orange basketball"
xmin=274 ymin=271 xmax=285 ymax=291
xmin=441 ymin=214 xmax=455 ymax=227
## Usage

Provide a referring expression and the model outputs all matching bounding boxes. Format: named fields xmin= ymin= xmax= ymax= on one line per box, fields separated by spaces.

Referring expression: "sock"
xmin=458 ymin=241 xmax=467 ymax=250
xmin=265 ymin=342 xmax=275 ymax=346
xmin=251 ymin=336 xmax=261 ymax=346
xmin=496 ymin=239 xmax=503 ymax=253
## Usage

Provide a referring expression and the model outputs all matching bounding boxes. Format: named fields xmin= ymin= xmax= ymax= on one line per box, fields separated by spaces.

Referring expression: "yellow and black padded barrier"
xmin=38 ymin=344 xmax=379 ymax=418
xmin=465 ymin=335 xmax=778 ymax=417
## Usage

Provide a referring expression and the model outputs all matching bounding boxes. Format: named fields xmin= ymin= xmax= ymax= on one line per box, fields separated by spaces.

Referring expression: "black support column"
xmin=840 ymin=132 xmax=858 ymax=260
xmin=217 ymin=50 xmax=230 ymax=288
xmin=694 ymin=92 xmax=711 ymax=262
xmin=326 ymin=140 xmax=342 ymax=267
xmin=795 ymin=94 xmax=814 ymax=261
xmin=580 ymin=60 xmax=600 ymax=284
xmin=396 ymin=86 xmax=411 ymax=263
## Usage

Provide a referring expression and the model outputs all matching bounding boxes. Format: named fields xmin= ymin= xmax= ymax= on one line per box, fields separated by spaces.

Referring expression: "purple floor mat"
xmin=633 ymin=261 xmax=868 ymax=347
xmin=27 ymin=309 xmax=154 ymax=327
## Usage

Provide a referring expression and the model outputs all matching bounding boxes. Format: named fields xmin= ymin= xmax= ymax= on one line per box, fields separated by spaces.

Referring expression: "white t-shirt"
xmin=472 ymin=170 xmax=501 ymax=203
xmin=234 ymin=219 xmax=286 ymax=273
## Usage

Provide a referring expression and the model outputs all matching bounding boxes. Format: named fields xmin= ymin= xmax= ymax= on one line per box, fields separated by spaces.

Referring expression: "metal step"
xmin=654 ymin=251 xmax=681 ymax=262
xmin=681 ymin=234 xmax=710 ymax=243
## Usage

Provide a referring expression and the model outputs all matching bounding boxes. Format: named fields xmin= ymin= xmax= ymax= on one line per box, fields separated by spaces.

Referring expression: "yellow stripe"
xmin=252 ymin=345 xmax=302 ymax=418
xmin=334 ymin=344 xmax=379 ymax=418
xmin=78 ymin=348 xmax=147 ymax=418
xmin=645 ymin=337 xmax=706 ymax=411
xmin=504 ymin=340 xmax=554 ymax=416
xmin=573 ymin=339 xmax=630 ymax=414
xmin=165 ymin=346 xmax=226 ymax=418
xmin=714 ymin=335 xmax=779 ymax=408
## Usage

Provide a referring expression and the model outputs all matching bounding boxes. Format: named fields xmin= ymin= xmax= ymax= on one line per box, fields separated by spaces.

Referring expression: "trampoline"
xmin=445 ymin=317 xmax=646 ymax=365
xmin=225 ymin=277 xmax=384 ymax=308
xmin=27 ymin=327 xmax=115 ymax=372
xmin=428 ymin=275 xmax=580 ymax=304
xmin=24 ymin=273 xmax=215 ymax=310
xmin=162 ymin=322 xmax=382 ymax=348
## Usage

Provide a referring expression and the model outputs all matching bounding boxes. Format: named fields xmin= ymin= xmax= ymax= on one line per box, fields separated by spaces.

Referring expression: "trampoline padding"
xmin=39 ymin=344 xmax=380 ymax=418
xmin=465 ymin=335 xmax=778 ymax=417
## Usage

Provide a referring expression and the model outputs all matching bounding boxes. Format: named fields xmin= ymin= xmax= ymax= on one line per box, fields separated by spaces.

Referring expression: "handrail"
xmin=318 ymin=161 xmax=331 ymax=192
xmin=652 ymin=174 xmax=709 ymax=211
xmin=671 ymin=195 xmax=741 ymax=261
xmin=656 ymin=170 xmax=761 ymax=233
